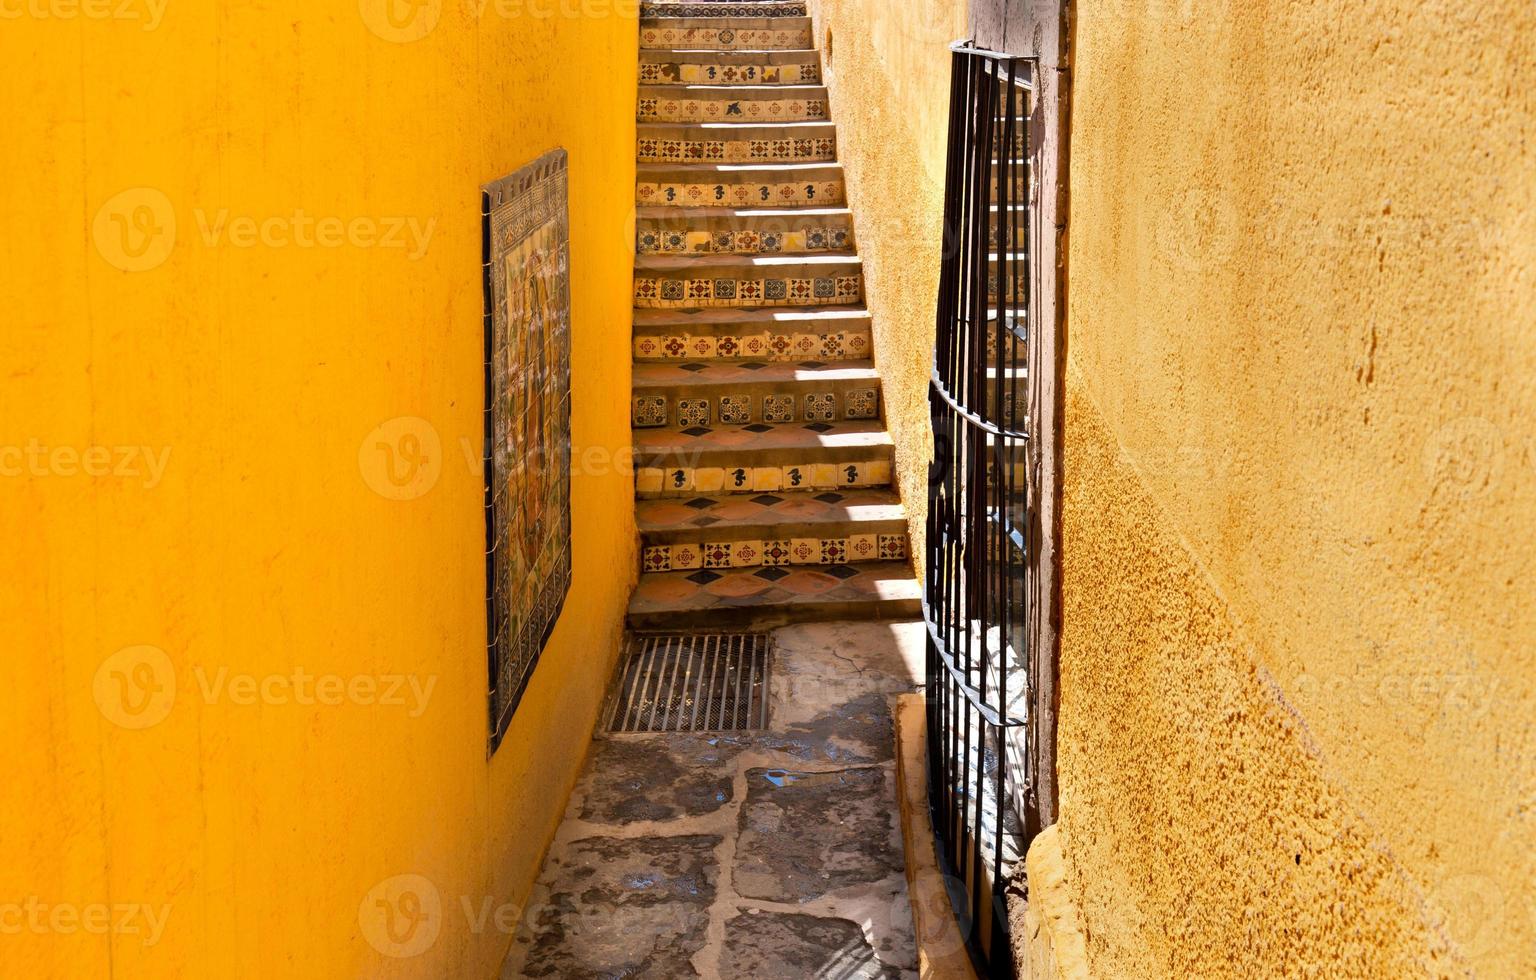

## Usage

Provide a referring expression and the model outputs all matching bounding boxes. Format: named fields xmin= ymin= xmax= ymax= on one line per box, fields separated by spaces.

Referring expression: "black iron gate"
xmin=925 ymin=42 xmax=1041 ymax=977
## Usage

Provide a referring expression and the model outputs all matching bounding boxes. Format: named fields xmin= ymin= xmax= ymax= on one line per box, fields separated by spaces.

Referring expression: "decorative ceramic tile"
xmin=636 ymin=467 xmax=664 ymax=495
xmin=789 ymin=538 xmax=820 ymax=565
xmin=728 ymin=539 xmax=761 ymax=566
xmin=662 ymin=466 xmax=694 ymax=495
xmin=719 ymin=394 xmax=752 ymax=425
xmin=762 ymin=395 xmax=793 ymax=423
xmin=670 ymin=543 xmax=703 ymax=570
xmin=638 ymin=95 xmax=827 ymax=123
xmin=808 ymin=462 xmax=839 ymax=489
xmin=727 ymin=466 xmax=752 ymax=492
xmin=677 ymin=399 xmax=711 ymax=427
xmin=751 ymin=466 xmax=782 ymax=492
xmin=845 ymin=388 xmax=879 ymax=420
xmin=633 ymin=395 xmax=668 ymax=428
xmin=636 ymin=180 xmax=843 ymax=208
xmin=820 ymin=538 xmax=847 ymax=564
xmin=639 ymin=27 xmax=813 ymax=52
xmin=640 ymin=3 xmax=808 ymax=21
xmin=761 ymin=540 xmax=792 ymax=566
xmin=703 ymin=542 xmax=733 ymax=568
xmin=878 ymin=534 xmax=908 ymax=561
xmin=848 ymin=533 xmax=879 ymax=562
xmin=670 ymin=61 xmax=819 ymax=85
xmin=643 ymin=545 xmax=671 ymax=572
xmin=780 ymin=464 xmax=811 ymax=490
xmin=803 ymin=393 xmax=836 ymax=422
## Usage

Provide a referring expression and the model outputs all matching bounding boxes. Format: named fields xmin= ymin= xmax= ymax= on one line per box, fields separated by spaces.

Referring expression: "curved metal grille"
xmin=925 ymin=43 xmax=1038 ymax=977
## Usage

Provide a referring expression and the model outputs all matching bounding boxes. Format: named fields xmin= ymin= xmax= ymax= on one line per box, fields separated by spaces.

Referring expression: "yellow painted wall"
xmin=1054 ymin=2 xmax=1535 ymax=976
xmin=808 ymin=0 xmax=967 ymax=570
xmin=0 ymin=3 xmax=636 ymax=978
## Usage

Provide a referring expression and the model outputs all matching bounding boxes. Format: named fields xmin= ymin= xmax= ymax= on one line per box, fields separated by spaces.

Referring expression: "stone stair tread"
xmin=638 ymin=160 xmax=841 ymax=175
xmin=636 ymin=204 xmax=850 ymax=219
xmin=639 ymin=83 xmax=828 ymax=93
xmin=635 ymin=419 xmax=892 ymax=457
xmin=635 ymin=417 xmax=897 ymax=473
xmin=626 ymin=561 xmax=920 ymax=628
xmin=650 ymin=48 xmax=820 ymax=56
xmin=637 ymin=487 xmax=905 ymax=535
xmin=637 ymin=120 xmax=834 ymax=132
xmin=634 ymin=359 xmax=877 ymax=388
xmin=634 ymin=305 xmax=871 ymax=326
xmin=640 ymin=16 xmax=813 ymax=26
xmin=634 ymin=253 xmax=860 ymax=272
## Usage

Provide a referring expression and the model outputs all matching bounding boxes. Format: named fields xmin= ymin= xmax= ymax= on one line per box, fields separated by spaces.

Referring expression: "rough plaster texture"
xmin=807 ymin=0 xmax=969 ymax=574
xmin=1059 ymin=3 xmax=1535 ymax=977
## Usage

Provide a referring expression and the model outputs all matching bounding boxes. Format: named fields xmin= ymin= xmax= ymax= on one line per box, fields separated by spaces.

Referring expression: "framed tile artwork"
xmin=482 ymin=149 xmax=573 ymax=755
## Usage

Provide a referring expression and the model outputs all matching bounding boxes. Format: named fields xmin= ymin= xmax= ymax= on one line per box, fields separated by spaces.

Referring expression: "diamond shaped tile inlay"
xmin=754 ymin=567 xmax=790 ymax=582
xmin=686 ymin=497 xmax=716 ymax=509
xmin=751 ymin=494 xmax=784 ymax=506
xmin=686 ymin=570 xmax=723 ymax=585
xmin=824 ymin=564 xmax=861 ymax=580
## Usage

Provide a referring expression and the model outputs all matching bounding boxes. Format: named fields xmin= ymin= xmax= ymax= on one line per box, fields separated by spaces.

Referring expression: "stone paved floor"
xmin=501 ymin=620 xmax=926 ymax=979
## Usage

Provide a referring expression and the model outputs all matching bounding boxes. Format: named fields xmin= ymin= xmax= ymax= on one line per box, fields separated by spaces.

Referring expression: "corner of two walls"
xmin=806 ymin=0 xmax=968 ymax=574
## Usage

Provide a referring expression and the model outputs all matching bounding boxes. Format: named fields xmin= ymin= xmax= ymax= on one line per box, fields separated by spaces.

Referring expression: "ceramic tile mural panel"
xmin=483 ymin=149 xmax=573 ymax=754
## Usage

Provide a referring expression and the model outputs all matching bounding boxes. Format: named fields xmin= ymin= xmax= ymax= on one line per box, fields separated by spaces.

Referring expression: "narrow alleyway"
xmin=501 ymin=621 xmax=925 ymax=979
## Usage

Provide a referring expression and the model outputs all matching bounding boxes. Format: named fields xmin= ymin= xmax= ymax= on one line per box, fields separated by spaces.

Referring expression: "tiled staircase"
xmin=626 ymin=0 xmax=921 ymax=628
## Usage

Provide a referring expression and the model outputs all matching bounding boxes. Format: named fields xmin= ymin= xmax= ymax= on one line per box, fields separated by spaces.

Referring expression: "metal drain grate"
xmin=606 ymin=632 xmax=770 ymax=734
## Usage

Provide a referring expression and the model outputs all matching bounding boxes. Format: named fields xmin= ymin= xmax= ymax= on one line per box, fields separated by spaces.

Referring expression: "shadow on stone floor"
xmin=501 ymin=620 xmax=925 ymax=980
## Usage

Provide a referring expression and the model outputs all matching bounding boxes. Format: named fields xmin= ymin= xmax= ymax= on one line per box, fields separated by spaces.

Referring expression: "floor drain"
xmin=606 ymin=632 xmax=770 ymax=734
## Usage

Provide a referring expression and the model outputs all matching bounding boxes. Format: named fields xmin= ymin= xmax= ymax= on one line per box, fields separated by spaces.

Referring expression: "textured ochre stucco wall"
xmin=0 ymin=4 xmax=635 ymax=978
xmin=808 ymin=0 xmax=968 ymax=571
xmin=1055 ymin=2 xmax=1535 ymax=976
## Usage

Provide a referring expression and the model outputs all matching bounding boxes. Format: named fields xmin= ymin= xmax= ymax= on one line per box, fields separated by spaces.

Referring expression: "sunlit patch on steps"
xmin=606 ymin=631 xmax=771 ymax=733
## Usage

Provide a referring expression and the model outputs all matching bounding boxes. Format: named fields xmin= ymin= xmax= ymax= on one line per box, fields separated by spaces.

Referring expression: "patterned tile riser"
xmin=632 ymin=388 xmax=880 ymax=427
xmin=633 ymin=330 xmax=871 ymax=361
xmin=637 ymin=180 xmax=842 ymax=207
xmin=639 ymin=2 xmax=808 ymax=17
xmin=636 ymin=137 xmax=836 ymax=165
xmin=634 ymin=274 xmax=861 ymax=308
xmin=640 ymin=27 xmax=812 ymax=50
xmin=639 ymin=63 xmax=820 ymax=85
xmin=638 ymin=98 xmax=826 ymax=123
xmin=636 ymin=224 xmax=851 ymax=256
xmin=642 ymin=532 xmax=907 ymax=572
xmin=636 ymin=459 xmax=893 ymax=498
